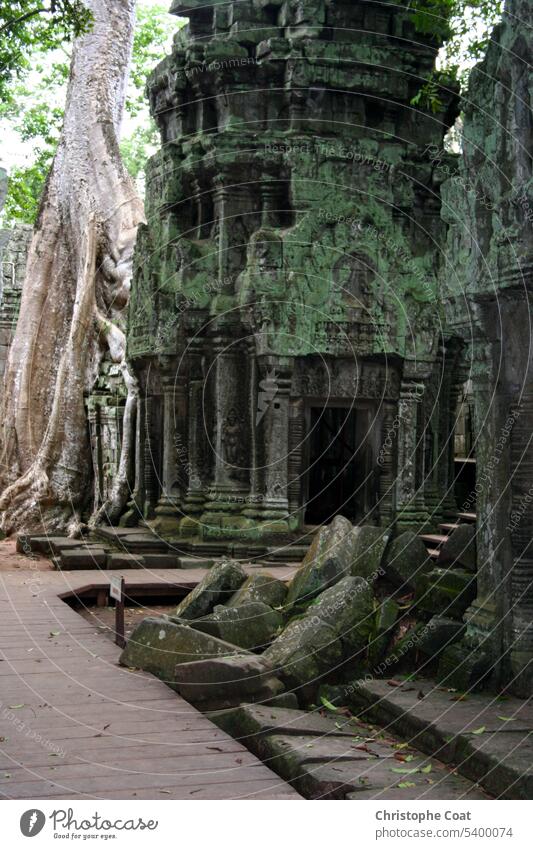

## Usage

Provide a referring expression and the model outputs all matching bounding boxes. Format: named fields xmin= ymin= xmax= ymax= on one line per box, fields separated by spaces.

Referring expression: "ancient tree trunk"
xmin=0 ymin=0 xmax=144 ymax=535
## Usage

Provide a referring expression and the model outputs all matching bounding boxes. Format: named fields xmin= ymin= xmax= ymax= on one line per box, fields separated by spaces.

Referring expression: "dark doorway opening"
xmin=305 ymin=405 xmax=374 ymax=525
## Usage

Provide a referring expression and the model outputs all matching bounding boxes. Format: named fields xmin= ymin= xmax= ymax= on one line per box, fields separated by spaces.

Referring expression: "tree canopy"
xmin=0 ymin=1 xmax=92 ymax=104
xmin=1 ymin=1 xmax=175 ymax=224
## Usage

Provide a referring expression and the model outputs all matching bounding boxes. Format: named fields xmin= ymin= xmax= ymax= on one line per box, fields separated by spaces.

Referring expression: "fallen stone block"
xmin=265 ymin=576 xmax=374 ymax=691
xmin=119 ymin=616 xmax=246 ymax=683
xmin=418 ymin=616 xmax=466 ymax=657
xmin=417 ymin=567 xmax=476 ymax=619
xmin=174 ymin=653 xmax=285 ymax=708
xmin=438 ymin=524 xmax=477 ymax=572
xmin=174 ymin=559 xmax=246 ymax=620
xmin=384 ymin=531 xmax=431 ymax=591
xmin=285 ymin=515 xmax=356 ymax=607
xmin=350 ymin=525 xmax=389 ymax=582
xmin=368 ymin=597 xmax=399 ymax=665
xmin=143 ymin=553 xmax=181 ymax=568
xmin=107 ymin=552 xmax=145 ymax=569
xmin=214 ymin=703 xmax=368 ymax=741
xmin=190 ymin=602 xmax=282 ymax=650
xmin=229 ymin=573 xmax=287 ymax=609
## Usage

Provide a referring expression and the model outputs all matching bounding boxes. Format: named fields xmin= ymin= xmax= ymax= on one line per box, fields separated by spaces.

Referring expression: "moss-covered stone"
xmin=350 ymin=526 xmax=390 ymax=582
xmin=265 ymin=576 xmax=374 ymax=691
xmin=119 ymin=616 xmax=245 ymax=683
xmin=229 ymin=573 xmax=287 ymax=609
xmin=438 ymin=524 xmax=477 ymax=572
xmin=189 ymin=601 xmax=283 ymax=650
xmin=285 ymin=516 xmax=355 ymax=607
xmin=417 ymin=568 xmax=477 ymax=620
xmin=384 ymin=531 xmax=431 ymax=591
xmin=173 ymin=559 xmax=246 ymax=620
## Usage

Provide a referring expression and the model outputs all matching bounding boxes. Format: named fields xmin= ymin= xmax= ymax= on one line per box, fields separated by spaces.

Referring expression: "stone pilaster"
xmin=200 ymin=334 xmax=251 ymax=537
xmin=395 ymin=377 xmax=431 ymax=531
xmin=153 ymin=359 xmax=187 ymax=533
xmin=252 ymin=355 xmax=293 ymax=534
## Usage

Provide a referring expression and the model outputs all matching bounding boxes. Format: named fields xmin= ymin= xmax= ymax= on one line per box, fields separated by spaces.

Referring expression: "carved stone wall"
xmin=442 ymin=0 xmax=533 ymax=695
xmin=127 ymin=0 xmax=459 ymax=542
xmin=0 ymin=224 xmax=32 ymax=392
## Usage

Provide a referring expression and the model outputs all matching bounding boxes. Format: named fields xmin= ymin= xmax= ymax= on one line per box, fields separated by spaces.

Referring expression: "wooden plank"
xmin=0 ymin=567 xmax=301 ymax=800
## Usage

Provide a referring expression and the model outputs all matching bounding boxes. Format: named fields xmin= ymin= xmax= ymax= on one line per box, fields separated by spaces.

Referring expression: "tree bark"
xmin=0 ymin=0 xmax=144 ymax=535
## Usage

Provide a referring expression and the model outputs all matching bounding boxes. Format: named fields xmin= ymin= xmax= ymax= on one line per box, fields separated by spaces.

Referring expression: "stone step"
xmin=420 ymin=533 xmax=449 ymax=548
xmin=456 ymin=512 xmax=476 ymax=523
xmin=349 ymin=677 xmax=533 ymax=800
xmin=439 ymin=523 xmax=460 ymax=533
xmin=214 ymin=704 xmax=489 ymax=800
xmin=60 ymin=548 xmax=108 ymax=569
xmin=427 ymin=548 xmax=440 ymax=560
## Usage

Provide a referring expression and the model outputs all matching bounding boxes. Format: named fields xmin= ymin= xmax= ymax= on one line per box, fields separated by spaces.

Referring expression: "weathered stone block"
xmin=119 ymin=616 xmax=246 ymax=683
xmin=229 ymin=572 xmax=287 ymax=608
xmin=438 ymin=524 xmax=477 ymax=572
xmin=350 ymin=525 xmax=389 ymax=582
xmin=417 ymin=568 xmax=477 ymax=619
xmin=418 ymin=616 xmax=466 ymax=657
xmin=190 ymin=601 xmax=282 ymax=650
xmin=265 ymin=576 xmax=374 ymax=690
xmin=174 ymin=653 xmax=285 ymax=707
xmin=174 ymin=559 xmax=246 ymax=620
xmin=384 ymin=531 xmax=431 ymax=591
xmin=285 ymin=515 xmax=355 ymax=607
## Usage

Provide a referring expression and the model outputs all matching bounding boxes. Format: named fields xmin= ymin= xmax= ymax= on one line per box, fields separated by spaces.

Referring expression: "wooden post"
xmin=110 ymin=575 xmax=126 ymax=649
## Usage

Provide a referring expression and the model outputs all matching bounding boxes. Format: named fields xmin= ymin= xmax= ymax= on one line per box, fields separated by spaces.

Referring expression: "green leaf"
xmin=497 ymin=716 xmax=516 ymax=722
xmin=398 ymin=781 xmax=416 ymax=788
xmin=471 ymin=726 xmax=486 ymax=735
xmin=391 ymin=767 xmax=419 ymax=774
xmin=421 ymin=764 xmax=432 ymax=774
xmin=320 ymin=696 xmax=338 ymax=712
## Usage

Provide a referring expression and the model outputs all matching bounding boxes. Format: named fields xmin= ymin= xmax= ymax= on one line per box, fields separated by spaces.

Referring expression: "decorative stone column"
xmin=252 ymin=355 xmax=293 ymax=535
xmin=153 ymin=358 xmax=187 ymax=533
xmin=120 ymin=391 xmax=143 ymax=527
xmin=508 ymin=393 xmax=533 ymax=694
xmin=377 ymin=402 xmax=398 ymax=529
xmin=142 ymin=394 xmax=159 ymax=519
xmin=200 ymin=333 xmax=250 ymax=537
xmin=179 ymin=343 xmax=209 ymax=536
xmin=395 ymin=376 xmax=431 ymax=531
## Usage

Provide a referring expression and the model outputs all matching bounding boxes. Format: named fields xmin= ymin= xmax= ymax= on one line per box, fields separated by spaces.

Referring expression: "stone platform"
xmin=18 ymin=526 xmax=312 ymax=571
xmin=213 ymin=704 xmax=489 ymax=800
xmin=348 ymin=677 xmax=533 ymax=799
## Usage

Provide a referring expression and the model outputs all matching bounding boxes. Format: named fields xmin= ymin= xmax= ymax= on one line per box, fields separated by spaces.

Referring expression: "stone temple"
xmin=3 ymin=0 xmax=533 ymax=702
xmin=127 ymin=0 xmax=462 ymax=544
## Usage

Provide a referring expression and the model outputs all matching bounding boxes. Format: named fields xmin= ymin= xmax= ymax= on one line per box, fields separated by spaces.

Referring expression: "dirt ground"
xmin=78 ymin=603 xmax=177 ymax=642
xmin=0 ymin=537 xmax=53 ymax=571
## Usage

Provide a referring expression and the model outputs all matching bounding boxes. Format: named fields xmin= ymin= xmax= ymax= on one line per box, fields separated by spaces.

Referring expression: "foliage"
xmin=120 ymin=123 xmax=159 ymax=181
xmin=409 ymin=0 xmax=504 ymax=111
xmin=128 ymin=3 xmax=173 ymax=116
xmin=1 ymin=1 xmax=175 ymax=224
xmin=0 ymin=1 xmax=92 ymax=105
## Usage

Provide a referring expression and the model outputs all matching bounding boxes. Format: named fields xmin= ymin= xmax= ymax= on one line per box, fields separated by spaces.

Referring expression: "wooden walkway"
xmin=0 ymin=567 xmax=300 ymax=799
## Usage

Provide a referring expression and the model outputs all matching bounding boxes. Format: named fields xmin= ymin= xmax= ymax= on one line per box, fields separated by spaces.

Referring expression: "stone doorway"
xmin=304 ymin=404 xmax=375 ymax=525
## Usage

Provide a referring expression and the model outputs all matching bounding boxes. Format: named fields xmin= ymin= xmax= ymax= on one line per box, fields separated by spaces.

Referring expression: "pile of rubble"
xmin=120 ymin=516 xmax=479 ymax=709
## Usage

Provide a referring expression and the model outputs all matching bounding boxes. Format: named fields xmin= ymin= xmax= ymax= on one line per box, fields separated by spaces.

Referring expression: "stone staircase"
xmin=16 ymin=523 xmax=318 ymax=571
xmin=420 ymin=511 xmax=476 ymax=561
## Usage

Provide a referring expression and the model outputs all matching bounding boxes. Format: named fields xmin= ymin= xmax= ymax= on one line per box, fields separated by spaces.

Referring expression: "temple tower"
xmin=128 ymin=0 xmax=458 ymax=546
